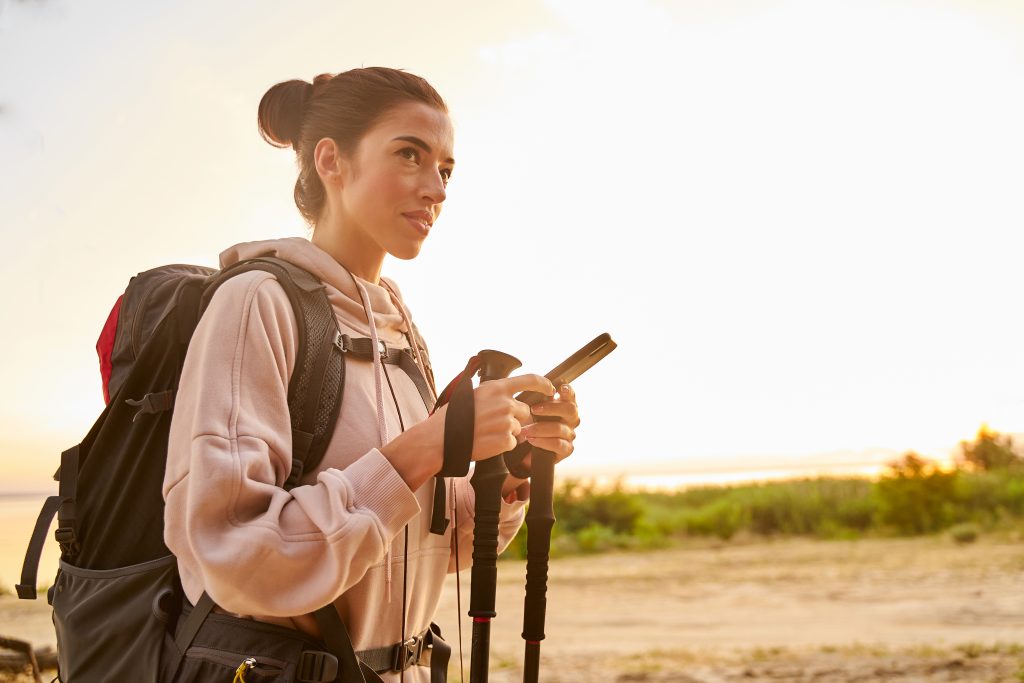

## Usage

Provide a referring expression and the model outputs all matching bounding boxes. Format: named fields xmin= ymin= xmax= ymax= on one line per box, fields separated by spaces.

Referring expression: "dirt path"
xmin=3 ymin=536 xmax=1024 ymax=681
xmin=434 ymin=536 xmax=1024 ymax=681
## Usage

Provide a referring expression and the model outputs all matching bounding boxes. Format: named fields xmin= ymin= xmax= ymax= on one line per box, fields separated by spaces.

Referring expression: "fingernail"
xmin=532 ymin=404 xmax=544 ymax=413
xmin=561 ymin=384 xmax=570 ymax=393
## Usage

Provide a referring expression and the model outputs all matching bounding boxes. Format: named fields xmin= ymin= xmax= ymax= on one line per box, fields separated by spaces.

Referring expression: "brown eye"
xmin=398 ymin=147 xmax=420 ymax=163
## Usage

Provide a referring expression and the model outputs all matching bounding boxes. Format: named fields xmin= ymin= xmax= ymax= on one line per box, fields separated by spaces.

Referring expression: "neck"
xmin=312 ymin=210 xmax=386 ymax=284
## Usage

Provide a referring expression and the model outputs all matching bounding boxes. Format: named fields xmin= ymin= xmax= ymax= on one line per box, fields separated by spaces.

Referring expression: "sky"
xmin=1 ymin=0 xmax=1023 ymax=492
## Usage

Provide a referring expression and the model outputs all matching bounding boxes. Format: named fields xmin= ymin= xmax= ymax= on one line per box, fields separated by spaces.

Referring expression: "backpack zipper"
xmin=184 ymin=646 xmax=287 ymax=674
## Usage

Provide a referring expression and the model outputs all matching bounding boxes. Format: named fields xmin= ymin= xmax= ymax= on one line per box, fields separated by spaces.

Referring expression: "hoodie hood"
xmin=220 ymin=237 xmax=411 ymax=344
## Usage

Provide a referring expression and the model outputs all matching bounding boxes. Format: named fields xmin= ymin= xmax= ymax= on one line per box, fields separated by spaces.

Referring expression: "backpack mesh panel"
xmin=285 ymin=274 xmax=344 ymax=476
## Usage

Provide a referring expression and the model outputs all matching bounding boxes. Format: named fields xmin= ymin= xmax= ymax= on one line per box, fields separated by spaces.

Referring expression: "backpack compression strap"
xmin=16 ymin=445 xmax=81 ymax=599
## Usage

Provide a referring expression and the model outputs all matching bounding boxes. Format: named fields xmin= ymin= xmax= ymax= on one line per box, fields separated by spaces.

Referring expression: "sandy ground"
xmin=3 ymin=535 xmax=1024 ymax=681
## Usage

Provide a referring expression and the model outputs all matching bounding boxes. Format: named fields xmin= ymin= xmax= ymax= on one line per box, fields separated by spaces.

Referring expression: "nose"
xmin=421 ymin=169 xmax=447 ymax=205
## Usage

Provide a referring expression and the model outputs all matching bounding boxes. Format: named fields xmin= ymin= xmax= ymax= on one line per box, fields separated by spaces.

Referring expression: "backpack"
xmin=16 ymin=256 xmax=438 ymax=682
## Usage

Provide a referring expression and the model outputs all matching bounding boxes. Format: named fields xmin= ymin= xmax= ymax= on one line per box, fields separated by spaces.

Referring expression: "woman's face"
xmin=336 ymin=101 xmax=454 ymax=262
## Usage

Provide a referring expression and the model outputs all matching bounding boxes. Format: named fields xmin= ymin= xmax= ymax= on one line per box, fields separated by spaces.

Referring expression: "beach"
xmin=3 ymin=535 xmax=1024 ymax=681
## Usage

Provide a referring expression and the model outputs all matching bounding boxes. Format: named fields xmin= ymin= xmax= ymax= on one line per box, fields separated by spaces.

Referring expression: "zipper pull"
xmin=232 ymin=657 xmax=257 ymax=683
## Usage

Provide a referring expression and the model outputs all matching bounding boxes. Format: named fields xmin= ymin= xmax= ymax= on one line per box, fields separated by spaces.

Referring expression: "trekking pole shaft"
xmin=522 ymin=445 xmax=556 ymax=683
xmin=469 ymin=454 xmax=505 ymax=683
xmin=469 ymin=350 xmax=521 ymax=683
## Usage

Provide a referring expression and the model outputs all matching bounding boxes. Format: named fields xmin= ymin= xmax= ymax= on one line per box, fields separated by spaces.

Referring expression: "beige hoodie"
xmin=163 ymin=237 xmax=526 ymax=682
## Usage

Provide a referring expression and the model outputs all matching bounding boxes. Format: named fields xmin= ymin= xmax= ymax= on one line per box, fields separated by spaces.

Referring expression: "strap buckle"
xmin=391 ymin=635 xmax=423 ymax=672
xmin=54 ymin=527 xmax=79 ymax=556
xmin=125 ymin=390 xmax=175 ymax=422
xmin=297 ymin=650 xmax=338 ymax=683
xmin=333 ymin=333 xmax=392 ymax=360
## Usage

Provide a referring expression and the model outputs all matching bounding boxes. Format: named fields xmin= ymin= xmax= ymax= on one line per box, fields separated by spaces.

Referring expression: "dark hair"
xmin=258 ymin=67 xmax=448 ymax=224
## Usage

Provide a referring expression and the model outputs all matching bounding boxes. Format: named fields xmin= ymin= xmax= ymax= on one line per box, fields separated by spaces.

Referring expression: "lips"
xmin=402 ymin=210 xmax=433 ymax=236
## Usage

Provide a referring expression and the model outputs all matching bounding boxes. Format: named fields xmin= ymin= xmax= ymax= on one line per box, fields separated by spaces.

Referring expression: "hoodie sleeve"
xmin=447 ymin=474 xmax=527 ymax=573
xmin=163 ymin=271 xmax=420 ymax=617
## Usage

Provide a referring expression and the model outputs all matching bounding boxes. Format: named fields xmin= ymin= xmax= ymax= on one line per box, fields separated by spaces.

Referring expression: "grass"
xmin=503 ymin=463 xmax=1024 ymax=560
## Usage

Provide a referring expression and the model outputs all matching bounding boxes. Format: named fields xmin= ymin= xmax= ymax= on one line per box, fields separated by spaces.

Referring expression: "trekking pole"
xmin=469 ymin=350 xmax=522 ymax=683
xmin=521 ymin=440 xmax=556 ymax=683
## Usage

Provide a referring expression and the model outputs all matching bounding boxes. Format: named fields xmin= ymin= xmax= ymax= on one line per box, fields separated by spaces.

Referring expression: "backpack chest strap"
xmin=335 ymin=333 xmax=435 ymax=413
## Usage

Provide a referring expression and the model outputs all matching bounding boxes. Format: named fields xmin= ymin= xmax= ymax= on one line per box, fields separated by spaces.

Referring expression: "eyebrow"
xmin=393 ymin=136 xmax=455 ymax=165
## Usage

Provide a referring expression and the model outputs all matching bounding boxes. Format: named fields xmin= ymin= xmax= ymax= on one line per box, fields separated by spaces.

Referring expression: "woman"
xmin=162 ymin=67 xmax=580 ymax=682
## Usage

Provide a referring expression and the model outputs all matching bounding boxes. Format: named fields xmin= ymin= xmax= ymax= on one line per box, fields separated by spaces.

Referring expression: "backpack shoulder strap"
xmin=407 ymin=321 xmax=437 ymax=399
xmin=173 ymin=257 xmax=357 ymax=674
xmin=201 ymin=256 xmax=345 ymax=490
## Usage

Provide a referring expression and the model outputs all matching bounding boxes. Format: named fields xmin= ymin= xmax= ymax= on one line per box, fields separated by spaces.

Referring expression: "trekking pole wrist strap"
xmin=427 ymin=355 xmax=483 ymax=535
xmin=435 ymin=356 xmax=481 ymax=477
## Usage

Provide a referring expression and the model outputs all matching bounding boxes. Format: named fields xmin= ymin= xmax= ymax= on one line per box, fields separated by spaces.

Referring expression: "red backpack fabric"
xmin=96 ymin=294 xmax=124 ymax=405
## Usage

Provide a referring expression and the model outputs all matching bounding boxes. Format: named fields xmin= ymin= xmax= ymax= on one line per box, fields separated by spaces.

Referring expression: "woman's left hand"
xmin=501 ymin=384 xmax=579 ymax=501
xmin=519 ymin=383 xmax=580 ymax=466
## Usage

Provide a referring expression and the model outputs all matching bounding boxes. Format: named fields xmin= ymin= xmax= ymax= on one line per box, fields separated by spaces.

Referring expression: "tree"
xmin=958 ymin=425 xmax=1022 ymax=472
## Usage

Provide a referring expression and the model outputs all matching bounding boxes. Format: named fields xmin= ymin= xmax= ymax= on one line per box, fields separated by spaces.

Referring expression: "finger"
xmin=558 ymin=384 xmax=580 ymax=427
xmin=532 ymin=388 xmax=580 ymax=428
xmin=503 ymin=373 xmax=557 ymax=397
xmin=524 ymin=436 xmax=574 ymax=461
xmin=511 ymin=398 xmax=532 ymax=424
xmin=520 ymin=421 xmax=575 ymax=441
xmin=531 ymin=400 xmax=578 ymax=425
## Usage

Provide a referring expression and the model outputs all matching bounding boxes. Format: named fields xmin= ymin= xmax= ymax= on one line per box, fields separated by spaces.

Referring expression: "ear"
xmin=313 ymin=138 xmax=350 ymax=189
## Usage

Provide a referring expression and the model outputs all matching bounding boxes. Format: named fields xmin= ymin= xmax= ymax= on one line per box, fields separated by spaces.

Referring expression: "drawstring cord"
xmin=346 ymin=271 xmax=431 ymax=653
xmin=349 ymin=275 xmax=394 ymax=601
xmin=382 ymin=362 xmax=411 ymax=683
xmin=452 ymin=477 xmax=465 ymax=682
xmin=387 ymin=279 xmax=471 ymax=675
xmin=350 ymin=277 xmax=390 ymax=447
xmin=380 ymin=279 xmax=438 ymax=403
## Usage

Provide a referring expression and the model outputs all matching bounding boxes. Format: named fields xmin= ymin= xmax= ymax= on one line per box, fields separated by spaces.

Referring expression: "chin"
xmin=388 ymin=241 xmax=425 ymax=261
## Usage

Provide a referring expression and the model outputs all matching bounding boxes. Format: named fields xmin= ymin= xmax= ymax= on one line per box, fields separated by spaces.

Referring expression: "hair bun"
xmin=257 ymin=79 xmax=313 ymax=149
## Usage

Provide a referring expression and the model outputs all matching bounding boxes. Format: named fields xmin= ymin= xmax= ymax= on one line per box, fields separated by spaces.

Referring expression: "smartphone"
xmin=515 ymin=333 xmax=617 ymax=406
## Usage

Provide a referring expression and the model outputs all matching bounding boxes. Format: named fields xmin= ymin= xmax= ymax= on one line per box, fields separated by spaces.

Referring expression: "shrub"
xmin=875 ymin=453 xmax=956 ymax=534
xmin=949 ymin=523 xmax=980 ymax=544
xmin=554 ymin=479 xmax=643 ymax=535
xmin=681 ymin=497 xmax=746 ymax=539
xmin=576 ymin=524 xmax=618 ymax=554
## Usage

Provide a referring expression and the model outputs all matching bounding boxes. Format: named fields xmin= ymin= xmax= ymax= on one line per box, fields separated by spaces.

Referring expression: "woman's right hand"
xmin=466 ymin=373 xmax=556 ymax=461
xmin=380 ymin=373 xmax=556 ymax=491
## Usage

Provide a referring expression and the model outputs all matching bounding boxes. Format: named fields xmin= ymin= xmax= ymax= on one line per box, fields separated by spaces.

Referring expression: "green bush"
xmin=497 ymin=432 xmax=1024 ymax=558
xmin=875 ymin=453 xmax=956 ymax=534
xmin=576 ymin=523 xmax=618 ymax=553
xmin=554 ymin=479 xmax=644 ymax=534
xmin=949 ymin=522 xmax=980 ymax=544
xmin=681 ymin=497 xmax=746 ymax=539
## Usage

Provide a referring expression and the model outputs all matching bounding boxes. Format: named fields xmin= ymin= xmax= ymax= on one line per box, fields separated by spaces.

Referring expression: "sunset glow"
xmin=1 ymin=0 xmax=1023 ymax=492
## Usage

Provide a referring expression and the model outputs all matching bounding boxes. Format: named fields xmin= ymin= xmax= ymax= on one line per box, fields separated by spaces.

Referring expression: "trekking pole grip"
xmin=469 ymin=350 xmax=521 ymax=683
